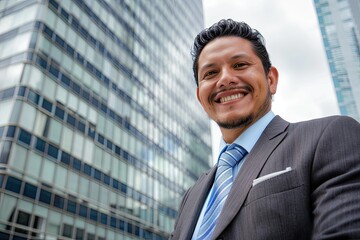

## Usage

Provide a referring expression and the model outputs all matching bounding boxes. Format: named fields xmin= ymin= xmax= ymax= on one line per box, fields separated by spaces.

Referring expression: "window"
xmin=0 ymin=101 xmax=13 ymax=126
xmin=66 ymin=114 xmax=76 ymax=127
xmin=2 ymin=64 xmax=23 ymax=89
xmin=54 ymin=165 xmax=67 ymax=190
xmin=53 ymin=195 xmax=65 ymax=209
xmin=60 ymin=126 xmax=73 ymax=152
xmin=41 ymin=157 xmax=55 ymax=183
xmin=55 ymin=85 xmax=68 ymax=105
xmin=62 ymin=224 xmax=73 ymax=238
xmin=67 ymin=92 xmax=79 ymax=113
xmin=90 ymin=209 xmax=98 ymax=222
xmin=72 ymin=157 xmax=82 ymax=171
xmin=25 ymin=152 xmax=42 ymax=178
xmin=83 ymin=163 xmax=92 ymax=176
xmin=19 ymin=129 xmax=31 ymax=145
xmin=78 ymin=100 xmax=88 ymax=119
xmin=61 ymin=151 xmax=71 ymax=165
xmin=23 ymin=183 xmax=37 ymax=199
xmin=5 ymin=176 xmax=21 ymax=193
xmin=48 ymin=119 xmax=62 ymax=144
xmin=87 ymin=233 xmax=95 ymax=240
xmin=67 ymin=171 xmax=79 ymax=193
xmin=67 ymin=199 xmax=77 ymax=214
xmin=19 ymin=103 xmax=36 ymax=131
xmin=16 ymin=211 xmax=30 ymax=234
xmin=55 ymin=17 xmax=67 ymax=38
xmin=83 ymin=139 xmax=94 ymax=164
xmin=42 ymin=77 xmax=57 ymax=102
xmin=39 ymin=188 xmax=51 ymax=204
xmin=41 ymin=98 xmax=53 ymax=113
xmin=79 ymin=204 xmax=88 ymax=218
xmin=72 ymin=132 xmax=84 ymax=159
xmin=47 ymin=143 xmax=59 ymax=160
xmin=35 ymin=137 xmax=46 ymax=152
xmin=28 ymin=67 xmax=44 ymax=92
xmin=75 ymin=228 xmax=85 ymax=240
xmin=78 ymin=176 xmax=89 ymax=198
xmin=8 ymin=144 xmax=27 ymax=172
xmin=100 ymin=213 xmax=107 ymax=225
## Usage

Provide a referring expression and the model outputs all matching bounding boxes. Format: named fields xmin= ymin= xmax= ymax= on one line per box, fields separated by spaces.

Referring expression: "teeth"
xmin=220 ymin=93 xmax=243 ymax=103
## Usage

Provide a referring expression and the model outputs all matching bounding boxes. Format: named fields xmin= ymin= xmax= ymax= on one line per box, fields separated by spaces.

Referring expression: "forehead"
xmin=198 ymin=36 xmax=256 ymax=69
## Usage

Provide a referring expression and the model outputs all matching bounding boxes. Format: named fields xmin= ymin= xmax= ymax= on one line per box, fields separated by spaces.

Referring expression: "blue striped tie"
xmin=197 ymin=143 xmax=247 ymax=239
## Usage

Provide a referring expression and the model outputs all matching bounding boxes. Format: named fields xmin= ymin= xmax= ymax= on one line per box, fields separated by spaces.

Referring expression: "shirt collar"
xmin=218 ymin=111 xmax=275 ymax=155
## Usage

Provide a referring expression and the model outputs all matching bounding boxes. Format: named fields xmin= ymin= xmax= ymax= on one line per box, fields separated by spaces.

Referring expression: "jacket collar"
xmin=211 ymin=115 xmax=289 ymax=239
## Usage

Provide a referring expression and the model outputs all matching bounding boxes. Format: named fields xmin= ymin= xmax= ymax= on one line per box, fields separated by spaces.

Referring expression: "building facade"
xmin=0 ymin=0 xmax=212 ymax=239
xmin=314 ymin=0 xmax=360 ymax=122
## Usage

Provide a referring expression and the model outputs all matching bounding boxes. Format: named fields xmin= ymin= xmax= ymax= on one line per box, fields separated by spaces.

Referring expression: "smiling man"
xmin=170 ymin=19 xmax=360 ymax=240
xmin=196 ymin=35 xmax=277 ymax=143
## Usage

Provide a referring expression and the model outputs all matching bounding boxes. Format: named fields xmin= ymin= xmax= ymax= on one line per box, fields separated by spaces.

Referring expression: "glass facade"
xmin=314 ymin=0 xmax=360 ymax=122
xmin=0 ymin=0 xmax=212 ymax=239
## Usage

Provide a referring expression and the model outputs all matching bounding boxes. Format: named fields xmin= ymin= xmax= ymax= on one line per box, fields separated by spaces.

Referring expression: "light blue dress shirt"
xmin=192 ymin=111 xmax=275 ymax=239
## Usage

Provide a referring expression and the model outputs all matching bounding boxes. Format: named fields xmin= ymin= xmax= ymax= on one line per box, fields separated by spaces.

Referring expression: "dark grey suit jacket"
xmin=170 ymin=115 xmax=360 ymax=240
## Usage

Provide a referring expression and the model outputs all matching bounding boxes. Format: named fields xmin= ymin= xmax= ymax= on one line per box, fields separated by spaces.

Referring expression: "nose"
xmin=217 ymin=67 xmax=236 ymax=87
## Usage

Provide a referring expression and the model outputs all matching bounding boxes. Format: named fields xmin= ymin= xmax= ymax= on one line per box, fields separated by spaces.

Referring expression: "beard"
xmin=216 ymin=90 xmax=273 ymax=129
xmin=217 ymin=115 xmax=253 ymax=129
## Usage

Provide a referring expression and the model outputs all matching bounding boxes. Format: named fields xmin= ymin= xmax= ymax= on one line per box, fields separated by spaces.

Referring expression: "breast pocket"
xmin=245 ymin=169 xmax=304 ymax=205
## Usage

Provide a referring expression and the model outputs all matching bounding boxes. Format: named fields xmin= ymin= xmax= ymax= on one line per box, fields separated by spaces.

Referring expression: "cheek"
xmin=198 ymin=85 xmax=211 ymax=103
xmin=197 ymin=90 xmax=210 ymax=111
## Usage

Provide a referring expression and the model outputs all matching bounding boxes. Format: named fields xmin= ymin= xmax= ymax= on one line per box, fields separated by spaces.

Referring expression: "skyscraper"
xmin=314 ymin=0 xmax=360 ymax=122
xmin=0 ymin=0 xmax=212 ymax=239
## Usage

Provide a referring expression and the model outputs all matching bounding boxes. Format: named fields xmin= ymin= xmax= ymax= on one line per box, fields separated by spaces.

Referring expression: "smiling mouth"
xmin=219 ymin=93 xmax=244 ymax=103
xmin=212 ymin=86 xmax=252 ymax=104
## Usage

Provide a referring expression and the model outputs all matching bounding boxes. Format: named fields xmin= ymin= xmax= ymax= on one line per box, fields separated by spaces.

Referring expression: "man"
xmin=170 ymin=19 xmax=360 ymax=240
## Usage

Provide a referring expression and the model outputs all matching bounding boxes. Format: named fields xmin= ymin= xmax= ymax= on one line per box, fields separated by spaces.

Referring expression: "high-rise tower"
xmin=0 ymin=0 xmax=212 ymax=239
xmin=314 ymin=0 xmax=360 ymax=122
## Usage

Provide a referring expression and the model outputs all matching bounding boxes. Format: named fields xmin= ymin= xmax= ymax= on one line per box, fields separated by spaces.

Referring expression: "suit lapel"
xmin=211 ymin=116 xmax=289 ymax=239
xmin=181 ymin=166 xmax=217 ymax=240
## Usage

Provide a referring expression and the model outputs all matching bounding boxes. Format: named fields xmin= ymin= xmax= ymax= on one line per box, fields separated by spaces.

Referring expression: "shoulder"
xmin=290 ymin=115 xmax=359 ymax=131
xmin=273 ymin=115 xmax=359 ymax=144
xmin=289 ymin=115 xmax=360 ymax=148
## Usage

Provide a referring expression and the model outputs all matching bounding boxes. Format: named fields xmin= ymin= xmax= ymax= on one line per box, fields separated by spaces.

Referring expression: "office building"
xmin=314 ymin=0 xmax=360 ymax=122
xmin=0 ymin=0 xmax=212 ymax=239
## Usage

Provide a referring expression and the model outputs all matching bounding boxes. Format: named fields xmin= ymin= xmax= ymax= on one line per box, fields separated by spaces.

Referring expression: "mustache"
xmin=209 ymin=85 xmax=253 ymax=102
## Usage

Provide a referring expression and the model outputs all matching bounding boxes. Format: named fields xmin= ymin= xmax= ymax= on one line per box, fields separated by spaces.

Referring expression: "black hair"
xmin=191 ymin=19 xmax=272 ymax=86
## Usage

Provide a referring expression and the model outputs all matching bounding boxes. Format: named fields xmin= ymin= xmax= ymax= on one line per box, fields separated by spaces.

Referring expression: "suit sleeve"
xmin=312 ymin=116 xmax=360 ymax=239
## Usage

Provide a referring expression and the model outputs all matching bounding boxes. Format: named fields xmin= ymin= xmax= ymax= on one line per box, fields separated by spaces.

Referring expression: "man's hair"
xmin=191 ymin=19 xmax=272 ymax=86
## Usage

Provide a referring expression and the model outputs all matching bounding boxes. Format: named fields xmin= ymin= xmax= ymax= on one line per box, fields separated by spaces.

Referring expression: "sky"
xmin=202 ymin=0 xmax=340 ymax=162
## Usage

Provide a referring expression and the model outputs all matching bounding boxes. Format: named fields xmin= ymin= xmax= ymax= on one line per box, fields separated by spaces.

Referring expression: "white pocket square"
xmin=252 ymin=167 xmax=293 ymax=186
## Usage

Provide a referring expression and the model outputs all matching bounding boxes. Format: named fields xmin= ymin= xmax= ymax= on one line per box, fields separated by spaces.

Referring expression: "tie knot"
xmin=218 ymin=143 xmax=247 ymax=168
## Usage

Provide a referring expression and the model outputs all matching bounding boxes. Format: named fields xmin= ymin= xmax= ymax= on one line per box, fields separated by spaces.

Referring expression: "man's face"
xmin=196 ymin=36 xmax=278 ymax=141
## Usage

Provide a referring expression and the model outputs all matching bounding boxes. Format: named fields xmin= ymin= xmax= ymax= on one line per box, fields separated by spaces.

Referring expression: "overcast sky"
xmin=202 ymin=0 xmax=340 ymax=161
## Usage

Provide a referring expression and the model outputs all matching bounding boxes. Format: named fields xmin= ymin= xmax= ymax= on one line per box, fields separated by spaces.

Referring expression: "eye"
xmin=203 ymin=70 xmax=218 ymax=79
xmin=234 ymin=63 xmax=246 ymax=69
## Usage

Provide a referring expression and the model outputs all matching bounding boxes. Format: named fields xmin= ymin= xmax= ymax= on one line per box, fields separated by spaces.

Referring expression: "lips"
xmin=213 ymin=87 xmax=250 ymax=103
xmin=219 ymin=93 xmax=244 ymax=103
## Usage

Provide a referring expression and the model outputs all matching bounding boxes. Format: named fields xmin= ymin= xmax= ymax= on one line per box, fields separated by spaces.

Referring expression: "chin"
xmin=216 ymin=115 xmax=253 ymax=129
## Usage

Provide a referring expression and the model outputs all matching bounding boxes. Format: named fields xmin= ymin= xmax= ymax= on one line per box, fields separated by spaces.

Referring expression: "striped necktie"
xmin=197 ymin=143 xmax=247 ymax=239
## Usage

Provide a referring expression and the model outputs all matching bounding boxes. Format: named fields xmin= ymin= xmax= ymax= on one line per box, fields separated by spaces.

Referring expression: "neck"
xmin=220 ymin=110 xmax=271 ymax=143
xmin=220 ymin=125 xmax=249 ymax=143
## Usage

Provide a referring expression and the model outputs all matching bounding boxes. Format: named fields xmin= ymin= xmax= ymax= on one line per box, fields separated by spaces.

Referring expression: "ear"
xmin=267 ymin=66 xmax=279 ymax=95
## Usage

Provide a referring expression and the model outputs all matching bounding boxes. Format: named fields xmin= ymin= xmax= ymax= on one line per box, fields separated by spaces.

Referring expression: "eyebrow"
xmin=199 ymin=53 xmax=249 ymax=72
xmin=199 ymin=63 xmax=216 ymax=73
xmin=230 ymin=53 xmax=248 ymax=60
